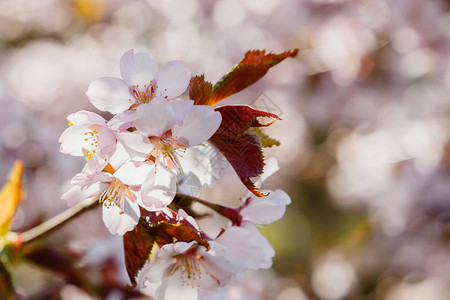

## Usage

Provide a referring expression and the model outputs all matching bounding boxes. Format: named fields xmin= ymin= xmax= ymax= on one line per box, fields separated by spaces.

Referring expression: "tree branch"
xmin=10 ymin=197 xmax=99 ymax=245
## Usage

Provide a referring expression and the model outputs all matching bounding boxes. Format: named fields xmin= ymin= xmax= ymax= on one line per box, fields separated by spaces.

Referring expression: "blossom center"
xmin=149 ymin=131 xmax=186 ymax=173
xmin=130 ymin=82 xmax=170 ymax=108
xmin=99 ymin=179 xmax=133 ymax=214
xmin=172 ymin=254 xmax=205 ymax=288
xmin=131 ymin=82 xmax=156 ymax=104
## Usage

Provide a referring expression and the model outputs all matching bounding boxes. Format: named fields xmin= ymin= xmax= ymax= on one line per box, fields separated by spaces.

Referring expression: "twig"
xmin=10 ymin=197 xmax=99 ymax=245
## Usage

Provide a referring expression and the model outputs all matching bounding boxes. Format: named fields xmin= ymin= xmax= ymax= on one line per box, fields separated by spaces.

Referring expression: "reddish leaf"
xmin=140 ymin=209 xmax=209 ymax=248
xmin=123 ymin=222 xmax=155 ymax=288
xmin=149 ymin=222 xmax=209 ymax=250
xmin=189 ymin=75 xmax=213 ymax=106
xmin=208 ymin=49 xmax=299 ymax=106
xmin=209 ymin=105 xmax=280 ymax=197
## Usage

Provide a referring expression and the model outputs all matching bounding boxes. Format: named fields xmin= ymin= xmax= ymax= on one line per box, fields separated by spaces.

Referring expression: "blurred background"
xmin=1 ymin=0 xmax=450 ymax=299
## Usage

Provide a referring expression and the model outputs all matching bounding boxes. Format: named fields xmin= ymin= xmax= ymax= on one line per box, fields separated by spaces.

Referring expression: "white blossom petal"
xmin=168 ymin=99 xmax=194 ymax=126
xmin=141 ymin=258 xmax=176 ymax=284
xmin=61 ymin=181 xmax=106 ymax=207
xmin=156 ymin=271 xmax=199 ymax=300
xmin=59 ymin=125 xmax=92 ymax=156
xmin=71 ymin=156 xmax=109 ymax=189
xmin=241 ymin=189 xmax=291 ymax=225
xmin=156 ymin=61 xmax=191 ymax=99
xmin=107 ymin=110 xmax=138 ymax=132
xmin=113 ymin=161 xmax=153 ymax=186
xmin=102 ymin=197 xmax=140 ymax=235
xmin=86 ymin=77 xmax=134 ymax=114
xmin=67 ymin=110 xmax=106 ymax=126
xmin=120 ymin=49 xmax=159 ymax=88
xmin=139 ymin=241 xmax=237 ymax=299
xmin=197 ymin=241 xmax=238 ymax=288
xmin=172 ymin=105 xmax=222 ymax=147
xmin=97 ymin=126 xmax=117 ymax=157
xmin=178 ymin=209 xmax=200 ymax=231
xmin=115 ymin=131 xmax=152 ymax=161
xmin=108 ymin=141 xmax=132 ymax=170
xmin=134 ymin=98 xmax=177 ymax=137
xmin=140 ymin=166 xmax=176 ymax=210
xmin=215 ymin=225 xmax=274 ymax=270
xmin=178 ymin=147 xmax=214 ymax=186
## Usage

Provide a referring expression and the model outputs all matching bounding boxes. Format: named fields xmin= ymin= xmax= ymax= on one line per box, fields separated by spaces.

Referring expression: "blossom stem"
xmin=9 ymin=197 xmax=99 ymax=245
xmin=174 ymin=193 xmax=241 ymax=224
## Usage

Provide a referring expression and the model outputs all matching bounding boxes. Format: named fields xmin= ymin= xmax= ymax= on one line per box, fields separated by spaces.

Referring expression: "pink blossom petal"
xmin=140 ymin=166 xmax=176 ymax=211
xmin=168 ymin=99 xmax=194 ymax=126
xmin=178 ymin=209 xmax=200 ymax=231
xmin=97 ymin=126 xmax=117 ymax=157
xmin=241 ymin=223 xmax=275 ymax=269
xmin=241 ymin=189 xmax=291 ymax=224
xmin=107 ymin=110 xmax=137 ymax=132
xmin=86 ymin=77 xmax=134 ymax=114
xmin=59 ymin=125 xmax=92 ymax=156
xmin=71 ymin=156 xmax=109 ymax=189
xmin=215 ymin=225 xmax=274 ymax=270
xmin=141 ymin=258 xmax=176 ymax=284
xmin=61 ymin=182 xmax=106 ymax=207
xmin=120 ymin=49 xmax=159 ymax=88
xmin=178 ymin=147 xmax=214 ymax=186
xmin=156 ymin=270 xmax=199 ymax=300
xmin=67 ymin=110 xmax=106 ymax=126
xmin=134 ymin=98 xmax=178 ymax=137
xmin=160 ymin=241 xmax=197 ymax=258
xmin=102 ymin=197 xmax=140 ymax=235
xmin=115 ymin=131 xmax=152 ymax=161
xmin=113 ymin=161 xmax=153 ymax=186
xmin=108 ymin=141 xmax=132 ymax=170
xmin=172 ymin=105 xmax=222 ymax=148
xmin=156 ymin=61 xmax=191 ymax=99
xmin=197 ymin=241 xmax=238 ymax=288
xmin=92 ymin=172 xmax=115 ymax=184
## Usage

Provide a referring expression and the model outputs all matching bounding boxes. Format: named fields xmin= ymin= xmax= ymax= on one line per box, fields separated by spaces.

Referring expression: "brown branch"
xmin=10 ymin=197 xmax=99 ymax=245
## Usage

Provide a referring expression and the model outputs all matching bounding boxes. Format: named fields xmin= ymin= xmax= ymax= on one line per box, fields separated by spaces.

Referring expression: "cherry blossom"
xmin=214 ymin=158 xmax=291 ymax=272
xmin=139 ymin=241 xmax=238 ymax=300
xmin=214 ymin=224 xmax=275 ymax=271
xmin=239 ymin=189 xmax=291 ymax=225
xmin=86 ymin=49 xmax=191 ymax=114
xmin=117 ymin=97 xmax=222 ymax=205
xmin=63 ymin=159 xmax=153 ymax=235
xmin=54 ymin=48 xmax=294 ymax=299
xmin=59 ymin=110 xmax=117 ymax=161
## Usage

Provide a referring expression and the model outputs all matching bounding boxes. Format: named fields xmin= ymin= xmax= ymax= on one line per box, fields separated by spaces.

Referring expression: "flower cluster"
xmin=59 ymin=49 xmax=296 ymax=299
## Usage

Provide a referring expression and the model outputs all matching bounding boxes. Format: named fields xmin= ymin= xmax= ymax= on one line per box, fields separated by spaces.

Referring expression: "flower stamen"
xmin=132 ymin=80 xmax=156 ymax=104
xmin=84 ymin=129 xmax=100 ymax=160
xmin=99 ymin=179 xmax=130 ymax=214
xmin=149 ymin=131 xmax=187 ymax=174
